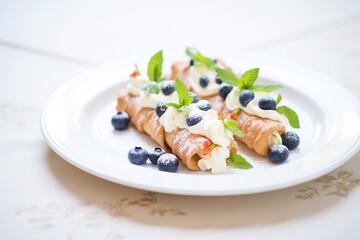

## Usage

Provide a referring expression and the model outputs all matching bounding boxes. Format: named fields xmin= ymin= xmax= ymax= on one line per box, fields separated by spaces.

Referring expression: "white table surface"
xmin=1 ymin=1 xmax=360 ymax=239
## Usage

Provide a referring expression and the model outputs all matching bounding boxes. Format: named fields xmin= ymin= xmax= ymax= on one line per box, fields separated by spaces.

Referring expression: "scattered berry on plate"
xmin=157 ymin=153 xmax=179 ymax=172
xmin=268 ymin=145 xmax=289 ymax=163
xmin=199 ymin=75 xmax=209 ymax=87
xmin=111 ymin=112 xmax=130 ymax=130
xmin=190 ymin=92 xmax=199 ymax=103
xmin=281 ymin=131 xmax=300 ymax=150
xmin=258 ymin=97 xmax=277 ymax=110
xmin=189 ymin=59 xmax=194 ymax=66
xmin=219 ymin=85 xmax=233 ymax=100
xmin=186 ymin=112 xmax=203 ymax=126
xmin=156 ymin=102 xmax=168 ymax=117
xmin=197 ymin=100 xmax=211 ymax=111
xmin=128 ymin=146 xmax=149 ymax=165
xmin=239 ymin=90 xmax=255 ymax=107
xmin=215 ymin=77 xmax=222 ymax=84
xmin=148 ymin=147 xmax=165 ymax=164
xmin=161 ymin=80 xmax=175 ymax=95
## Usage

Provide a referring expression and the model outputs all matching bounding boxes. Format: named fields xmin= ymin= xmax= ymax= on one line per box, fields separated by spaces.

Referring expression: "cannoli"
xmin=170 ymin=50 xmax=299 ymax=157
xmin=169 ymin=47 xmax=231 ymax=97
xmin=116 ymin=51 xmax=251 ymax=173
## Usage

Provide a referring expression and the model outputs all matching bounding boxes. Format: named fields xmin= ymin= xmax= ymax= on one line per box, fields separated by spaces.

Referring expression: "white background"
xmin=1 ymin=1 xmax=360 ymax=239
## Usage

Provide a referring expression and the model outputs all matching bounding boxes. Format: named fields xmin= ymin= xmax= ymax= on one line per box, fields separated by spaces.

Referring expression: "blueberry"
xmin=215 ymin=77 xmax=222 ymax=84
xmin=156 ymin=102 xmax=168 ymax=117
xmin=189 ymin=59 xmax=194 ymax=66
xmin=268 ymin=145 xmax=289 ymax=163
xmin=186 ymin=112 xmax=203 ymax=126
xmin=219 ymin=85 xmax=233 ymax=100
xmin=189 ymin=92 xmax=199 ymax=103
xmin=161 ymin=81 xmax=175 ymax=95
xmin=281 ymin=131 xmax=300 ymax=150
xmin=157 ymin=153 xmax=179 ymax=172
xmin=197 ymin=100 xmax=211 ymax=111
xmin=111 ymin=112 xmax=130 ymax=130
xmin=258 ymin=97 xmax=276 ymax=110
xmin=199 ymin=75 xmax=209 ymax=87
xmin=128 ymin=146 xmax=149 ymax=165
xmin=239 ymin=90 xmax=255 ymax=107
xmin=148 ymin=147 xmax=165 ymax=164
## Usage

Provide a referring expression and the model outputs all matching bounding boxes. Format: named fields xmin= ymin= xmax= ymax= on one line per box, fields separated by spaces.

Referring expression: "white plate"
xmin=41 ymin=53 xmax=360 ymax=196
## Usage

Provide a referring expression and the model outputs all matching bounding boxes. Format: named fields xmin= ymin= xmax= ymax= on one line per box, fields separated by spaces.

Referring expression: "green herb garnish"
xmin=223 ymin=119 xmax=244 ymax=137
xmin=143 ymin=82 xmax=159 ymax=96
xmin=147 ymin=50 xmax=164 ymax=82
xmin=226 ymin=152 xmax=253 ymax=169
xmin=215 ymin=67 xmax=283 ymax=93
xmin=277 ymin=106 xmax=300 ymax=128
xmin=186 ymin=47 xmax=216 ymax=69
xmin=166 ymin=78 xmax=194 ymax=111
xmin=135 ymin=64 xmax=141 ymax=76
xmin=275 ymin=94 xmax=300 ymax=128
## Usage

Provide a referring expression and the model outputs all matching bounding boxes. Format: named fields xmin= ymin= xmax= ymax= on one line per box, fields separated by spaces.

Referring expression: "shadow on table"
xmin=46 ymin=147 xmax=360 ymax=229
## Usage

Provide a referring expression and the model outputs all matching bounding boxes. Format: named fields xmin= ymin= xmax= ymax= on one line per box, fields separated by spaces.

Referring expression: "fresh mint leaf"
xmin=239 ymin=68 xmax=259 ymax=89
xmin=169 ymin=78 xmax=194 ymax=110
xmin=143 ymin=83 xmax=159 ymax=96
xmin=185 ymin=47 xmax=197 ymax=60
xmin=276 ymin=106 xmax=300 ymax=128
xmin=226 ymin=152 xmax=253 ymax=169
xmin=214 ymin=67 xmax=239 ymax=87
xmin=147 ymin=50 xmax=163 ymax=82
xmin=185 ymin=47 xmax=216 ymax=69
xmin=135 ymin=64 xmax=141 ymax=76
xmin=251 ymin=84 xmax=283 ymax=92
xmin=166 ymin=102 xmax=180 ymax=109
xmin=223 ymin=119 xmax=244 ymax=137
xmin=175 ymin=78 xmax=189 ymax=105
xmin=276 ymin=94 xmax=282 ymax=105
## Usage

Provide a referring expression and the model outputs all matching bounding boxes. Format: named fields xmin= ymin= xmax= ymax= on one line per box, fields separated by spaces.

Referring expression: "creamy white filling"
xmin=189 ymin=65 xmax=219 ymax=96
xmin=139 ymin=91 xmax=178 ymax=109
xmin=126 ymin=76 xmax=149 ymax=96
xmin=225 ymin=88 xmax=288 ymax=124
xmin=198 ymin=147 xmax=229 ymax=174
xmin=160 ymin=106 xmax=233 ymax=147
xmin=267 ymin=132 xmax=282 ymax=148
xmin=126 ymin=77 xmax=178 ymax=109
xmin=159 ymin=104 xmax=233 ymax=173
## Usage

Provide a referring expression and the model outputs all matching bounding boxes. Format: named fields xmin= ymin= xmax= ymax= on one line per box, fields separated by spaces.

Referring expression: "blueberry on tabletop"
xmin=155 ymin=102 xmax=168 ymax=117
xmin=281 ymin=131 xmax=300 ymax=150
xmin=128 ymin=146 xmax=149 ymax=165
xmin=148 ymin=147 xmax=166 ymax=165
xmin=268 ymin=145 xmax=289 ymax=164
xmin=189 ymin=92 xmax=199 ymax=103
xmin=157 ymin=153 xmax=179 ymax=172
xmin=186 ymin=112 xmax=203 ymax=126
xmin=111 ymin=112 xmax=130 ymax=130
xmin=239 ymin=90 xmax=255 ymax=107
xmin=215 ymin=77 xmax=222 ymax=84
xmin=219 ymin=85 xmax=233 ymax=100
xmin=258 ymin=97 xmax=277 ymax=110
xmin=197 ymin=100 xmax=211 ymax=111
xmin=199 ymin=75 xmax=209 ymax=87
xmin=161 ymin=81 xmax=175 ymax=95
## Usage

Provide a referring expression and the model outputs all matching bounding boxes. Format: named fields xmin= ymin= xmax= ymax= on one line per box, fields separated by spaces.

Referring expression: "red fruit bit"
xmin=203 ymin=141 xmax=212 ymax=154
xmin=130 ymin=70 xmax=139 ymax=78
xmin=230 ymin=113 xmax=237 ymax=120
